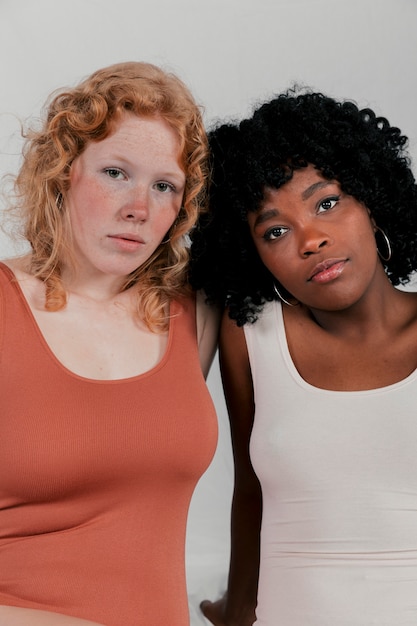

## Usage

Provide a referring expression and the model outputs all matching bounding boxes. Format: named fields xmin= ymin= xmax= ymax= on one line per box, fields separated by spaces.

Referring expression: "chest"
xmin=0 ymin=292 xmax=217 ymax=507
xmin=31 ymin=300 xmax=168 ymax=380
xmin=286 ymin=314 xmax=417 ymax=391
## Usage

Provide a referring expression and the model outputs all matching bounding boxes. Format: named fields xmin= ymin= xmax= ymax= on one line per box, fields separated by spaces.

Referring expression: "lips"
xmin=107 ymin=233 xmax=146 ymax=253
xmin=308 ymin=258 xmax=347 ymax=283
xmin=108 ymin=233 xmax=145 ymax=244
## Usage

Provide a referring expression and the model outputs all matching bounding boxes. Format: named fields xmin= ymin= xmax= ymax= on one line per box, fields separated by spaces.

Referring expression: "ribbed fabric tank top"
xmin=245 ymin=300 xmax=417 ymax=626
xmin=0 ymin=262 xmax=218 ymax=626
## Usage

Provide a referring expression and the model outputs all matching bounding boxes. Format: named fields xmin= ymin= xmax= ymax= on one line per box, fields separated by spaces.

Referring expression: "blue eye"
xmin=318 ymin=196 xmax=339 ymax=212
xmin=263 ymin=226 xmax=288 ymax=241
xmin=155 ymin=181 xmax=175 ymax=193
xmin=105 ymin=168 xmax=125 ymax=180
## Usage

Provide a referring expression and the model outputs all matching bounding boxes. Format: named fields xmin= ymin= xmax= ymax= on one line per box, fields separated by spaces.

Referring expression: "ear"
xmin=367 ymin=208 xmax=377 ymax=231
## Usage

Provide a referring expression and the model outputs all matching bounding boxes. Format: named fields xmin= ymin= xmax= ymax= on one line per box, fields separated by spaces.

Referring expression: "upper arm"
xmin=195 ymin=289 xmax=221 ymax=379
xmin=219 ymin=311 xmax=259 ymax=491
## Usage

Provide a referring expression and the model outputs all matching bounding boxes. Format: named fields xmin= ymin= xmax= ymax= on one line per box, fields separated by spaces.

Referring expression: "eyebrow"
xmin=253 ymin=208 xmax=279 ymax=229
xmin=253 ymin=181 xmax=334 ymax=228
xmin=301 ymin=181 xmax=333 ymax=200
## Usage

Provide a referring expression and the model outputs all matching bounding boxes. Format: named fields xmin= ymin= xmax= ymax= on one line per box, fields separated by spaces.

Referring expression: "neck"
xmin=61 ymin=268 xmax=131 ymax=305
xmin=307 ymin=271 xmax=402 ymax=340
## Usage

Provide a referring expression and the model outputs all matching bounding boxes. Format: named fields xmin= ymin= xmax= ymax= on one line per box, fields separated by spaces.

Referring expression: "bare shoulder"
xmin=195 ymin=290 xmax=221 ymax=378
xmin=0 ymin=256 xmax=37 ymax=287
xmin=219 ymin=310 xmax=255 ymax=462
xmin=219 ymin=309 xmax=251 ymax=388
xmin=0 ymin=606 xmax=105 ymax=626
xmin=220 ymin=309 xmax=248 ymax=358
xmin=397 ymin=287 xmax=417 ymax=318
xmin=0 ymin=256 xmax=45 ymax=306
xmin=1 ymin=255 xmax=31 ymax=276
xmin=391 ymin=289 xmax=417 ymax=342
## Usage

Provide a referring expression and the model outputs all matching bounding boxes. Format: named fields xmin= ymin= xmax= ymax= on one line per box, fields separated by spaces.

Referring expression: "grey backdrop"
xmin=1 ymin=1 xmax=416 ymax=623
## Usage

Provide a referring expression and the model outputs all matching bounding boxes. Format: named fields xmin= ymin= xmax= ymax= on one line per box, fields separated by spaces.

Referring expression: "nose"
xmin=121 ymin=187 xmax=149 ymax=222
xmin=298 ymin=224 xmax=331 ymax=257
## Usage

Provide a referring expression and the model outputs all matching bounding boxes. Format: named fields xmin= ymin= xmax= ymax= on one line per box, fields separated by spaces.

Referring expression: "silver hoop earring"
xmin=273 ymin=282 xmax=298 ymax=307
xmin=375 ymin=226 xmax=392 ymax=262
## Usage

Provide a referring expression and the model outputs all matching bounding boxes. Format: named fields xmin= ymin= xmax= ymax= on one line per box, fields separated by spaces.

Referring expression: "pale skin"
xmin=2 ymin=114 xmax=218 ymax=381
xmin=0 ymin=607 xmax=106 ymax=626
xmin=0 ymin=114 xmax=219 ymax=625
xmin=201 ymin=166 xmax=417 ymax=625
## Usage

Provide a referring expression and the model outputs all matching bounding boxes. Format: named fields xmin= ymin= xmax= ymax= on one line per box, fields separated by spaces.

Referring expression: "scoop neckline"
xmin=270 ymin=299 xmax=417 ymax=396
xmin=0 ymin=261 xmax=176 ymax=385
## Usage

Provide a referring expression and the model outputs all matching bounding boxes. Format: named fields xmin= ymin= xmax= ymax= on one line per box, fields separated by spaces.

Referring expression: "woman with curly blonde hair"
xmin=0 ymin=61 xmax=218 ymax=626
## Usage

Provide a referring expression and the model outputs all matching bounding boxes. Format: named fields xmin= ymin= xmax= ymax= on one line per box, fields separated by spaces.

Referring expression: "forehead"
xmin=73 ymin=113 xmax=184 ymax=171
xmin=264 ymin=166 xmax=327 ymax=196
xmin=106 ymin=113 xmax=182 ymax=152
xmin=260 ymin=167 xmax=339 ymax=206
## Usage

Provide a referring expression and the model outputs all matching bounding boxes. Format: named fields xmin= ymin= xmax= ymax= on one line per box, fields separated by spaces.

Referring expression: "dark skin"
xmin=201 ymin=312 xmax=261 ymax=626
xmin=201 ymin=166 xmax=417 ymax=625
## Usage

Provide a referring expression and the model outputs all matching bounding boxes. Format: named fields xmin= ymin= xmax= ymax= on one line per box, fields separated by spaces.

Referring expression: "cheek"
xmin=254 ymin=242 xmax=289 ymax=282
xmin=69 ymin=179 xmax=109 ymax=228
xmin=156 ymin=205 xmax=181 ymax=233
xmin=351 ymin=218 xmax=378 ymax=262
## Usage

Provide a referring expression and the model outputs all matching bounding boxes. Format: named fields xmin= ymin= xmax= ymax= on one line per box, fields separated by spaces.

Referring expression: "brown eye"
xmin=263 ymin=226 xmax=288 ymax=241
xmin=318 ymin=196 xmax=339 ymax=213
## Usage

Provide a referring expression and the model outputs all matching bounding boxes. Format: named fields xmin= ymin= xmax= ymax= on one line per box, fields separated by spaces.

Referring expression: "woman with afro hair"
xmin=191 ymin=90 xmax=417 ymax=625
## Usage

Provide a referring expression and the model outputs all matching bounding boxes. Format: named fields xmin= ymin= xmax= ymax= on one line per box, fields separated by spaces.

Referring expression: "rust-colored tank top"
xmin=0 ymin=263 xmax=218 ymax=626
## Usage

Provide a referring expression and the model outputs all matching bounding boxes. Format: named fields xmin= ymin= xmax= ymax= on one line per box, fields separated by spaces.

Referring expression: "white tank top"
xmin=245 ymin=300 xmax=417 ymax=626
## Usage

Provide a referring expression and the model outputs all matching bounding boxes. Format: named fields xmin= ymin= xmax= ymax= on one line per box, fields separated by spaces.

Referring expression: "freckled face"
xmin=65 ymin=113 xmax=186 ymax=281
xmin=247 ymin=166 xmax=383 ymax=311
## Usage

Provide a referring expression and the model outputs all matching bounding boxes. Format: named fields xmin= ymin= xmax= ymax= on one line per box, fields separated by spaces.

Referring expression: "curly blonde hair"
xmin=12 ymin=61 xmax=209 ymax=331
